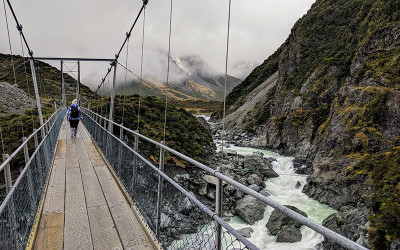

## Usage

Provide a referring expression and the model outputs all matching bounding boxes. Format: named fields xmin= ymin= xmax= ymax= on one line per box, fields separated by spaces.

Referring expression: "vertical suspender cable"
xmin=216 ymin=1 xmax=232 ymax=249
xmin=3 ymin=0 xmax=25 ymax=137
xmin=163 ymin=0 xmax=173 ymax=143
xmin=221 ymin=0 xmax=232 ymax=154
xmin=2 ymin=0 xmax=17 ymax=86
xmin=137 ymin=6 xmax=146 ymax=131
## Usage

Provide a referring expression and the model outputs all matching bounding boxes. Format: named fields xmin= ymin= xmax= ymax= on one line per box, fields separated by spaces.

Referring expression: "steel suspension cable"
xmin=137 ymin=6 xmax=146 ymax=131
xmin=84 ymin=1 xmax=148 ymax=106
xmin=19 ymin=34 xmax=35 ymax=129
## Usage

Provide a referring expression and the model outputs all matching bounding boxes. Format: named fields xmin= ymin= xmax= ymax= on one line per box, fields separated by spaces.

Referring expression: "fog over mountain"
xmin=0 ymin=0 xmax=315 ymax=91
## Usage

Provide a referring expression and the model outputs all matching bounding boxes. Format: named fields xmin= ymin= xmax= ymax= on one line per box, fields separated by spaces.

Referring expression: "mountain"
xmin=115 ymin=55 xmax=242 ymax=101
xmin=0 ymin=53 xmax=94 ymax=111
xmin=212 ymin=0 xmax=400 ymax=248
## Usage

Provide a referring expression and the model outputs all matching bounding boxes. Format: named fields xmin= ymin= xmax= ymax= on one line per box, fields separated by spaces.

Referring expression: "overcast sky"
xmin=1 ymin=0 xmax=315 ymax=91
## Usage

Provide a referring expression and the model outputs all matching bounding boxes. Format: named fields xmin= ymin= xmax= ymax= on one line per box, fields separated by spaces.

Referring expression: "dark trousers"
xmin=69 ymin=120 xmax=79 ymax=128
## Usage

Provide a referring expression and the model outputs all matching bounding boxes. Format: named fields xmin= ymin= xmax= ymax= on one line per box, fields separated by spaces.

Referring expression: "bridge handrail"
xmin=103 ymin=127 xmax=258 ymax=249
xmin=0 ymin=108 xmax=63 ymax=173
xmin=83 ymin=108 xmax=368 ymax=250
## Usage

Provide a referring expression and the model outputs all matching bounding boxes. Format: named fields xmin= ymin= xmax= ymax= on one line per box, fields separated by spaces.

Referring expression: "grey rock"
xmin=276 ymin=225 xmax=302 ymax=243
xmin=390 ymin=239 xmax=400 ymax=250
xmin=293 ymin=158 xmax=313 ymax=175
xmin=236 ymin=195 xmax=266 ymax=225
xmin=264 ymin=157 xmax=277 ymax=164
xmin=322 ymin=206 xmax=370 ymax=250
xmin=248 ymin=184 xmax=261 ymax=192
xmin=246 ymin=174 xmax=266 ymax=188
xmin=199 ymin=184 xmax=208 ymax=196
xmin=243 ymin=153 xmax=279 ymax=179
xmin=0 ymin=82 xmax=36 ymax=115
xmin=160 ymin=213 xmax=171 ymax=228
xmin=207 ymin=190 xmax=215 ymax=200
xmin=259 ymin=189 xmax=271 ymax=197
xmin=266 ymin=205 xmax=308 ymax=235
xmin=295 ymin=181 xmax=302 ymax=189
xmin=233 ymin=189 xmax=244 ymax=199
xmin=237 ymin=227 xmax=254 ymax=238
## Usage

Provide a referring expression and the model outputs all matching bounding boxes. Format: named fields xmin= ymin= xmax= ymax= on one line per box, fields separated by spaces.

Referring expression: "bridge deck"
xmin=33 ymin=118 xmax=156 ymax=250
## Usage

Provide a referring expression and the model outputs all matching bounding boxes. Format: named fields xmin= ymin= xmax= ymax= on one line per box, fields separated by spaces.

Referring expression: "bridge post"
xmin=44 ymin=118 xmax=48 ymax=135
xmin=23 ymin=137 xmax=29 ymax=164
xmin=156 ymin=141 xmax=165 ymax=237
xmin=108 ymin=61 xmax=118 ymax=134
xmin=2 ymin=154 xmax=12 ymax=194
xmin=54 ymin=101 xmax=57 ymax=112
xmin=118 ymin=124 xmax=124 ymax=177
xmin=215 ymin=167 xmax=223 ymax=250
xmin=77 ymin=61 xmax=80 ymax=104
xmin=23 ymin=137 xmax=36 ymax=212
xmin=61 ymin=60 xmax=66 ymax=107
xmin=132 ymin=131 xmax=139 ymax=194
xmin=33 ymin=129 xmax=39 ymax=148
xmin=30 ymin=59 xmax=44 ymax=131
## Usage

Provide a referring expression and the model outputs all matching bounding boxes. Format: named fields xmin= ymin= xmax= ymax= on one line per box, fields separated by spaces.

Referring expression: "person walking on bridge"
xmin=66 ymin=99 xmax=82 ymax=139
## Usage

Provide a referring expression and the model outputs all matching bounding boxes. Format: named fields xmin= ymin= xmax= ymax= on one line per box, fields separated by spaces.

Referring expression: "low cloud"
xmin=1 ymin=0 xmax=315 ymax=90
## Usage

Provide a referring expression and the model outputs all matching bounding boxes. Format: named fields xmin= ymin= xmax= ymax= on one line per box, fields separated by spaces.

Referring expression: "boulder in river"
xmin=243 ymin=153 xmax=279 ymax=179
xmin=237 ymin=227 xmax=254 ymax=238
xmin=236 ymin=195 xmax=266 ymax=225
xmin=246 ymin=174 xmax=266 ymax=188
xmin=293 ymin=158 xmax=313 ymax=175
xmin=276 ymin=225 xmax=302 ymax=243
xmin=266 ymin=205 xmax=308 ymax=235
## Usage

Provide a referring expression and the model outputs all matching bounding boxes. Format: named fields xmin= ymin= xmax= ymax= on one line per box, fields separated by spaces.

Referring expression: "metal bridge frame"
xmin=33 ymin=57 xmax=118 ymax=129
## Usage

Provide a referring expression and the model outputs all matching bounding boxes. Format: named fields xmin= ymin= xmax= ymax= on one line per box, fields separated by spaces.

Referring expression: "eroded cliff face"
xmin=213 ymin=0 xmax=400 ymax=247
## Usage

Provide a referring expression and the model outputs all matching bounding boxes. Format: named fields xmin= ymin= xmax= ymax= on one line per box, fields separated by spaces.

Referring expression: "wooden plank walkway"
xmin=33 ymin=118 xmax=157 ymax=250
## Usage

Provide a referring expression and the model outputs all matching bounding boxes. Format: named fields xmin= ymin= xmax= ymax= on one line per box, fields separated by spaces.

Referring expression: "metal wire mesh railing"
xmin=82 ymin=110 xmax=258 ymax=250
xmin=0 ymin=108 xmax=66 ymax=249
xmin=82 ymin=108 xmax=369 ymax=250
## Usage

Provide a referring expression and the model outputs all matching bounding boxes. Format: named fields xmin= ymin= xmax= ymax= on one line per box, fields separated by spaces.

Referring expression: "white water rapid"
xmin=218 ymin=143 xmax=337 ymax=249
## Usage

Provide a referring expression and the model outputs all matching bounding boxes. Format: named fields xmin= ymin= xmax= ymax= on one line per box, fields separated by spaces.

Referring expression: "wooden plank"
xmin=79 ymin=126 xmax=92 ymax=143
xmin=65 ymin=133 xmax=79 ymax=169
xmin=33 ymin=212 xmax=64 ymax=250
xmin=94 ymin=165 xmax=154 ymax=249
xmin=64 ymin=168 xmax=93 ymax=249
xmin=87 ymin=206 xmax=123 ymax=250
xmin=43 ymin=158 xmax=65 ymax=214
xmin=85 ymin=142 xmax=105 ymax=166
xmin=73 ymin=129 xmax=123 ymax=249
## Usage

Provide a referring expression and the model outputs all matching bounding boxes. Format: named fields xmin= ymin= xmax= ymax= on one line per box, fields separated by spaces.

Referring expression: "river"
xmin=215 ymin=143 xmax=337 ymax=249
xmin=204 ymin=115 xmax=337 ymax=249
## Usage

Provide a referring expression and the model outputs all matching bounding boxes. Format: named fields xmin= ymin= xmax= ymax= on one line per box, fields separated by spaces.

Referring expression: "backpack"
xmin=70 ymin=105 xmax=79 ymax=118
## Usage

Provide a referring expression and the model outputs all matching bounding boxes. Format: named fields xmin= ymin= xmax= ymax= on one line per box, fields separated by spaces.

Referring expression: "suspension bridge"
xmin=0 ymin=0 xmax=369 ymax=249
